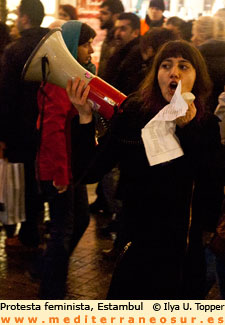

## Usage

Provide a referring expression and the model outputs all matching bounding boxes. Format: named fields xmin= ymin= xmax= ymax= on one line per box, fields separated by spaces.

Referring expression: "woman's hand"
xmin=176 ymin=102 xmax=197 ymax=128
xmin=53 ymin=181 xmax=68 ymax=194
xmin=66 ymin=77 xmax=92 ymax=124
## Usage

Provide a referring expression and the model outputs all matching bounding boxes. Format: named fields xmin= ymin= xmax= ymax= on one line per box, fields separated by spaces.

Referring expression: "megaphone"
xmin=21 ymin=28 xmax=127 ymax=120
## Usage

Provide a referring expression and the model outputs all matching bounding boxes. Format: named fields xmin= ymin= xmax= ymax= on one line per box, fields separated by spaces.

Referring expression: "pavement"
xmin=0 ymin=184 xmax=222 ymax=300
xmin=0 ymin=184 xmax=116 ymax=300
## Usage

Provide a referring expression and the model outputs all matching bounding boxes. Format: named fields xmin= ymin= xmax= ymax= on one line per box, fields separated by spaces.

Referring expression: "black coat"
xmin=114 ymin=45 xmax=153 ymax=95
xmin=97 ymin=28 xmax=116 ymax=79
xmin=199 ymin=39 xmax=225 ymax=112
xmin=72 ymin=95 xmax=224 ymax=299
xmin=102 ymin=37 xmax=140 ymax=95
xmin=0 ymin=27 xmax=49 ymax=162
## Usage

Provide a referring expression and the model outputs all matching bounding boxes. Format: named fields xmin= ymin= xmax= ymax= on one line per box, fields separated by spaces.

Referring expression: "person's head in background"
xmin=164 ymin=16 xmax=187 ymax=39
xmin=181 ymin=20 xmax=194 ymax=42
xmin=139 ymin=40 xmax=212 ymax=120
xmin=214 ymin=8 xmax=225 ymax=22
xmin=0 ymin=22 xmax=11 ymax=56
xmin=114 ymin=12 xmax=140 ymax=48
xmin=61 ymin=21 xmax=96 ymax=73
xmin=58 ymin=4 xmax=78 ymax=21
xmin=191 ymin=16 xmax=225 ymax=47
xmin=140 ymin=27 xmax=178 ymax=62
xmin=16 ymin=0 xmax=45 ymax=32
xmin=9 ymin=23 xmax=20 ymax=40
xmin=147 ymin=0 xmax=165 ymax=23
xmin=98 ymin=0 xmax=124 ymax=30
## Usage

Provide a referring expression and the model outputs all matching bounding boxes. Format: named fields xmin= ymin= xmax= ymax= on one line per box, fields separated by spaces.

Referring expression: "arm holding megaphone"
xmin=66 ymin=78 xmax=93 ymax=124
xmin=21 ymin=28 xmax=127 ymax=122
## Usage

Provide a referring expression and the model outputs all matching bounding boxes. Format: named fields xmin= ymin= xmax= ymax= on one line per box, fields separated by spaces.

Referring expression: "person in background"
xmin=164 ymin=16 xmax=192 ymax=41
xmin=191 ymin=15 xmax=225 ymax=47
xmin=9 ymin=23 xmax=20 ymax=41
xmin=214 ymin=8 xmax=225 ymax=22
xmin=37 ymin=20 xmax=96 ymax=299
xmin=0 ymin=22 xmax=11 ymax=58
xmin=0 ymin=0 xmax=49 ymax=247
xmin=0 ymin=21 xmax=15 ymax=242
xmin=116 ymin=27 xmax=178 ymax=95
xmin=58 ymin=4 xmax=78 ymax=21
xmin=192 ymin=15 xmax=225 ymax=112
xmin=102 ymin=12 xmax=140 ymax=91
xmin=215 ymin=88 xmax=225 ymax=145
xmin=89 ymin=12 xmax=140 ymax=238
xmin=213 ymin=87 xmax=225 ymax=299
xmin=97 ymin=0 xmax=124 ymax=79
xmin=89 ymin=0 xmax=124 ymax=216
xmin=140 ymin=0 xmax=165 ymax=35
xmin=182 ymin=19 xmax=195 ymax=42
xmin=192 ymin=16 xmax=225 ymax=295
xmin=67 ymin=40 xmax=224 ymax=299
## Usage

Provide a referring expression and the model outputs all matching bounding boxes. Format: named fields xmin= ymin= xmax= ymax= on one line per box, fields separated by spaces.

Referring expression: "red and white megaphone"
xmin=21 ymin=28 xmax=127 ymax=120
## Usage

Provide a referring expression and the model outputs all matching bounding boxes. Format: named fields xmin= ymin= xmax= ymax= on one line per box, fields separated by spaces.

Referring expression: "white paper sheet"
xmin=141 ymin=81 xmax=188 ymax=166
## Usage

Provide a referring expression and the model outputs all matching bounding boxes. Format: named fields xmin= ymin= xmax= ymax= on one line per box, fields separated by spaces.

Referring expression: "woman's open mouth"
xmin=168 ymin=81 xmax=178 ymax=94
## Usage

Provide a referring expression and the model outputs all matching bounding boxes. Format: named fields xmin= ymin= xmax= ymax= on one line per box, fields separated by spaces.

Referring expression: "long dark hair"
xmin=59 ymin=4 xmax=78 ymax=20
xmin=137 ymin=40 xmax=212 ymax=120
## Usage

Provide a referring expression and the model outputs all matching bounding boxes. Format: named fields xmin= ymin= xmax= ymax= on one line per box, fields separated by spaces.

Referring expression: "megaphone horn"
xmin=21 ymin=28 xmax=127 ymax=120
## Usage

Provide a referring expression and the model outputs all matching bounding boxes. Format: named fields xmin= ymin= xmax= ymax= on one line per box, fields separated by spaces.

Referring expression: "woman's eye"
xmin=161 ymin=63 xmax=171 ymax=69
xmin=179 ymin=64 xmax=188 ymax=70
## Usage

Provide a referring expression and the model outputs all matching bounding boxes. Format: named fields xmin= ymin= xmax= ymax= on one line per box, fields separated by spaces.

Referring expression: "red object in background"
xmin=88 ymin=77 xmax=127 ymax=120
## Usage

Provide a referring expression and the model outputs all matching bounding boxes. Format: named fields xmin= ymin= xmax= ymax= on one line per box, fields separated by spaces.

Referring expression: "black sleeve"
xmin=177 ymin=115 xmax=224 ymax=232
xmin=0 ymin=45 xmax=20 ymax=142
xmin=71 ymin=115 xmax=121 ymax=185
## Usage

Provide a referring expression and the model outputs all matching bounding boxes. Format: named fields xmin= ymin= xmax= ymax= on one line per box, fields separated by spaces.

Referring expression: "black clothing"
xmin=39 ymin=181 xmax=89 ymax=299
xmin=199 ymin=39 xmax=225 ymax=113
xmin=102 ymin=37 xmax=140 ymax=94
xmin=97 ymin=28 xmax=116 ymax=79
xmin=72 ymin=95 xmax=224 ymax=299
xmin=114 ymin=45 xmax=153 ymax=95
xmin=96 ymin=37 xmax=141 ymax=223
xmin=0 ymin=27 xmax=49 ymax=162
xmin=0 ymin=27 xmax=49 ymax=246
xmin=145 ymin=15 xmax=165 ymax=28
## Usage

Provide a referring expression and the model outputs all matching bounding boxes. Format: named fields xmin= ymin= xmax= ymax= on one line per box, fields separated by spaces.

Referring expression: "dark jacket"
xmin=102 ymin=37 xmax=140 ymax=94
xmin=97 ymin=28 xmax=116 ymax=79
xmin=0 ymin=27 xmax=49 ymax=162
xmin=145 ymin=15 xmax=165 ymax=28
xmin=199 ymin=39 xmax=225 ymax=112
xmin=113 ymin=45 xmax=153 ymax=95
xmin=72 ymin=95 xmax=224 ymax=299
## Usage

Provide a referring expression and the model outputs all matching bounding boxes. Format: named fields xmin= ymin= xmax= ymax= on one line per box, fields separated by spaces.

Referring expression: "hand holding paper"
xmin=176 ymin=102 xmax=197 ymax=128
xmin=141 ymin=81 xmax=195 ymax=166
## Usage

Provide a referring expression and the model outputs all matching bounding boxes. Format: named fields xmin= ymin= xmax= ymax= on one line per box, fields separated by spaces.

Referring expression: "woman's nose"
xmin=170 ymin=65 xmax=180 ymax=77
xmin=89 ymin=45 xmax=94 ymax=54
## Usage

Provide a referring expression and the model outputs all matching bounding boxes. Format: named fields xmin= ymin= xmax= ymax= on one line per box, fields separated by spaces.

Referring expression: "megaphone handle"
xmin=41 ymin=56 xmax=49 ymax=83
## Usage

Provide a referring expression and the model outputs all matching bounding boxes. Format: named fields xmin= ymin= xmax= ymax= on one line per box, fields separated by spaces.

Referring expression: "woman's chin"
xmin=164 ymin=95 xmax=173 ymax=103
